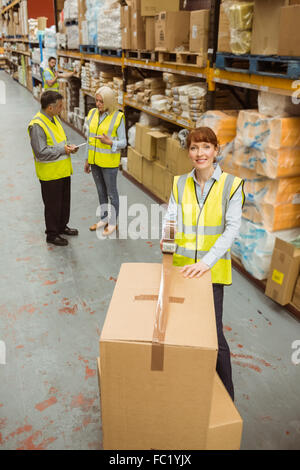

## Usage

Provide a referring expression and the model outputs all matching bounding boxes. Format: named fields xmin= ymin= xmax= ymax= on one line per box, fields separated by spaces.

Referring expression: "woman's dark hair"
xmin=41 ymin=91 xmax=63 ymax=110
xmin=187 ymin=127 xmax=219 ymax=149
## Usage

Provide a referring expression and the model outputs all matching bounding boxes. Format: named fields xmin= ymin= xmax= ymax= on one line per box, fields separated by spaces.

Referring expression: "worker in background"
xmin=161 ymin=127 xmax=245 ymax=402
xmin=84 ymin=86 xmax=127 ymax=237
xmin=28 ymin=90 xmax=79 ymax=246
xmin=43 ymin=56 xmax=75 ymax=92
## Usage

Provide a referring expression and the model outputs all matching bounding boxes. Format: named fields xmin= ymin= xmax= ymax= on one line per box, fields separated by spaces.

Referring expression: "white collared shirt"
xmin=162 ymin=164 xmax=243 ymax=268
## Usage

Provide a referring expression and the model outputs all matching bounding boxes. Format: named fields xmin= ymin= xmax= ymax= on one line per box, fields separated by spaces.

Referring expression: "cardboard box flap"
xmin=100 ymin=263 xmax=218 ymax=350
xmin=209 ymin=375 xmax=242 ymax=428
xmin=147 ymin=130 xmax=168 ymax=140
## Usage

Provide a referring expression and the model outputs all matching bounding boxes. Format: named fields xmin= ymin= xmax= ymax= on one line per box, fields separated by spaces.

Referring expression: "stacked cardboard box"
xmin=292 ymin=276 xmax=300 ymax=310
xmin=98 ymin=262 xmax=243 ymax=450
xmin=155 ymin=11 xmax=190 ymax=51
xmin=189 ymin=9 xmax=209 ymax=58
xmin=265 ymin=239 xmax=300 ymax=305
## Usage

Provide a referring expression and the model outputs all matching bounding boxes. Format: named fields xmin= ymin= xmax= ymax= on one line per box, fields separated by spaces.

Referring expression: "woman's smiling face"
xmin=188 ymin=140 xmax=218 ymax=171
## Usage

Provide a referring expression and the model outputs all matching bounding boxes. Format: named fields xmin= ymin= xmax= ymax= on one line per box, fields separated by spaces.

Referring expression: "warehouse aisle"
xmin=0 ymin=71 xmax=299 ymax=450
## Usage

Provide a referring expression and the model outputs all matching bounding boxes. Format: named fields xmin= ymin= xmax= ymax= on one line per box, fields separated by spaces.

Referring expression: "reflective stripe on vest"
xmin=28 ymin=112 xmax=72 ymax=181
xmin=172 ymin=171 xmax=244 ymax=285
xmin=43 ymin=68 xmax=59 ymax=91
xmin=87 ymin=109 xmax=123 ymax=168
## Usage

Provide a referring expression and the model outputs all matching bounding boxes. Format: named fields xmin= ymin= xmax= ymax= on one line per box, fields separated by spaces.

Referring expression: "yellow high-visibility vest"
xmin=43 ymin=67 xmax=59 ymax=91
xmin=28 ymin=112 xmax=72 ymax=181
xmin=172 ymin=171 xmax=244 ymax=285
xmin=87 ymin=108 xmax=124 ymax=168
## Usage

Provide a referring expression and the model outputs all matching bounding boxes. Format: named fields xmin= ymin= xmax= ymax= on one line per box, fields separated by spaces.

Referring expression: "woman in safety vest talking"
xmin=84 ymin=86 xmax=127 ymax=236
xmin=162 ymin=127 xmax=245 ymax=401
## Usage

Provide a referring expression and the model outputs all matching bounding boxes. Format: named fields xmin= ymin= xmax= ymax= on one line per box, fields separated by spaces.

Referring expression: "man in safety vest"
xmin=28 ymin=90 xmax=79 ymax=246
xmin=43 ymin=57 xmax=75 ymax=92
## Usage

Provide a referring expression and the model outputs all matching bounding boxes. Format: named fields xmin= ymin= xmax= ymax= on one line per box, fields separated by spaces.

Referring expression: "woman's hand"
xmin=94 ymin=133 xmax=113 ymax=146
xmin=180 ymin=261 xmax=210 ymax=279
xmin=84 ymin=161 xmax=91 ymax=174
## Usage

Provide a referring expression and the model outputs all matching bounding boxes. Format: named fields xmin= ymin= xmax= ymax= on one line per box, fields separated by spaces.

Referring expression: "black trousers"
xmin=40 ymin=176 xmax=71 ymax=238
xmin=213 ymin=284 xmax=235 ymax=401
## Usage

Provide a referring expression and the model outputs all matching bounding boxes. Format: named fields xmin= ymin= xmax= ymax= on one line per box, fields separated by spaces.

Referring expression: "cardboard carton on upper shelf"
xmin=131 ymin=8 xmax=146 ymax=50
xmin=265 ymin=238 xmax=300 ymax=306
xmin=127 ymin=146 xmax=143 ymax=183
xmin=99 ymin=262 xmax=218 ymax=449
xmin=145 ymin=16 xmax=155 ymax=51
xmin=189 ymin=9 xmax=210 ymax=54
xmin=121 ymin=5 xmax=132 ymax=49
xmin=278 ymin=5 xmax=300 ymax=57
xmin=141 ymin=0 xmax=182 ymax=16
xmin=251 ymin=0 xmax=288 ymax=55
xmin=155 ymin=11 xmax=190 ymax=52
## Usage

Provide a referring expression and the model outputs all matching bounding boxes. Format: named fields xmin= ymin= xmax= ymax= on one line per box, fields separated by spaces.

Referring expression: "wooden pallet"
xmin=216 ymin=52 xmax=300 ymax=79
xmin=98 ymin=48 xmax=122 ymax=58
xmin=157 ymin=50 xmax=207 ymax=68
xmin=125 ymin=50 xmax=158 ymax=62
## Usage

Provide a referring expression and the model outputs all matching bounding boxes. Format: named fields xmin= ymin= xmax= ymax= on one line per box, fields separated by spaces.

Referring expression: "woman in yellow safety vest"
xmin=162 ymin=127 xmax=245 ymax=402
xmin=84 ymin=86 xmax=127 ymax=236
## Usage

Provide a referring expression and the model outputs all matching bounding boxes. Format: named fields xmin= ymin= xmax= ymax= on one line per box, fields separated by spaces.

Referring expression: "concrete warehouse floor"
xmin=0 ymin=71 xmax=299 ymax=450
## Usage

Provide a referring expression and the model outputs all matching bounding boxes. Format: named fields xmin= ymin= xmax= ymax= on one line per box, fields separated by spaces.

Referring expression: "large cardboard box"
xmin=292 ymin=276 xmax=300 ymax=310
xmin=155 ymin=11 xmax=190 ymax=52
xmin=206 ymin=374 xmax=243 ymax=450
xmin=144 ymin=130 xmax=167 ymax=161
xmin=157 ymin=132 xmax=170 ymax=166
xmin=127 ymin=146 xmax=143 ymax=183
xmin=121 ymin=5 xmax=132 ymax=49
xmin=189 ymin=9 xmax=209 ymax=53
xmin=99 ymin=263 xmax=218 ymax=450
xmin=251 ymin=0 xmax=287 ymax=55
xmin=141 ymin=0 xmax=182 ymax=16
xmin=97 ymin=360 xmax=243 ymax=450
xmin=165 ymin=137 xmax=193 ymax=176
xmin=142 ymin=157 xmax=153 ymax=189
xmin=278 ymin=5 xmax=300 ymax=57
xmin=131 ymin=8 xmax=146 ymax=49
xmin=145 ymin=16 xmax=155 ymax=51
xmin=265 ymin=238 xmax=300 ymax=306
xmin=135 ymin=123 xmax=151 ymax=154
xmin=152 ymin=161 xmax=166 ymax=200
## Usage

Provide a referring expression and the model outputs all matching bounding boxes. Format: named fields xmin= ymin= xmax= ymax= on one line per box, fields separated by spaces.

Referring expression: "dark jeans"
xmin=91 ymin=165 xmax=119 ymax=225
xmin=213 ymin=284 xmax=235 ymax=402
xmin=40 ymin=176 xmax=71 ymax=238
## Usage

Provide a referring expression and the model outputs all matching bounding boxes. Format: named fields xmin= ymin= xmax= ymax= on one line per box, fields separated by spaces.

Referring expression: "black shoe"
xmin=46 ymin=235 xmax=69 ymax=246
xmin=60 ymin=226 xmax=79 ymax=236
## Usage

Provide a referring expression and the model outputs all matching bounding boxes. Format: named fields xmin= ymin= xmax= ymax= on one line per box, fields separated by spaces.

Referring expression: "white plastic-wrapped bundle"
xmin=42 ymin=26 xmax=57 ymax=68
xmin=97 ymin=0 xmax=122 ymax=49
xmin=86 ymin=0 xmax=105 ymax=45
xmin=67 ymin=24 xmax=80 ymax=50
xmin=64 ymin=0 xmax=78 ymax=21
xmin=232 ymin=219 xmax=300 ymax=280
xmin=28 ymin=18 xmax=38 ymax=41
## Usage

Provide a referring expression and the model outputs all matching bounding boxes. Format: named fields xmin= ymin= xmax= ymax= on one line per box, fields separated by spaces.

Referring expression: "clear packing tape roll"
xmin=223 ymin=1 xmax=254 ymax=54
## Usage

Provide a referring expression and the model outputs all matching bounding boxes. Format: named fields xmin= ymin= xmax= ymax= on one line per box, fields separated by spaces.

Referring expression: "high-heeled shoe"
xmin=89 ymin=221 xmax=108 ymax=231
xmin=103 ymin=224 xmax=118 ymax=236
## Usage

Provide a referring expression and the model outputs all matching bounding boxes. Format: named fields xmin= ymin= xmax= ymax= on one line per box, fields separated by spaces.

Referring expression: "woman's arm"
xmin=201 ymin=185 xmax=243 ymax=268
xmin=111 ymin=115 xmax=127 ymax=152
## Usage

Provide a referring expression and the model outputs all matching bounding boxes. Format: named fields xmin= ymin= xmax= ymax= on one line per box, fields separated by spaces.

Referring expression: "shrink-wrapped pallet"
xmin=232 ymin=110 xmax=300 ymax=179
xmin=222 ymin=1 xmax=254 ymax=54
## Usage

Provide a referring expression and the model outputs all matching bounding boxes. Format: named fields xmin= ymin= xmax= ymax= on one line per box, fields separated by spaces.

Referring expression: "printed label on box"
xmin=292 ymin=193 xmax=300 ymax=204
xmin=272 ymin=269 xmax=284 ymax=285
xmin=192 ymin=25 xmax=198 ymax=39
